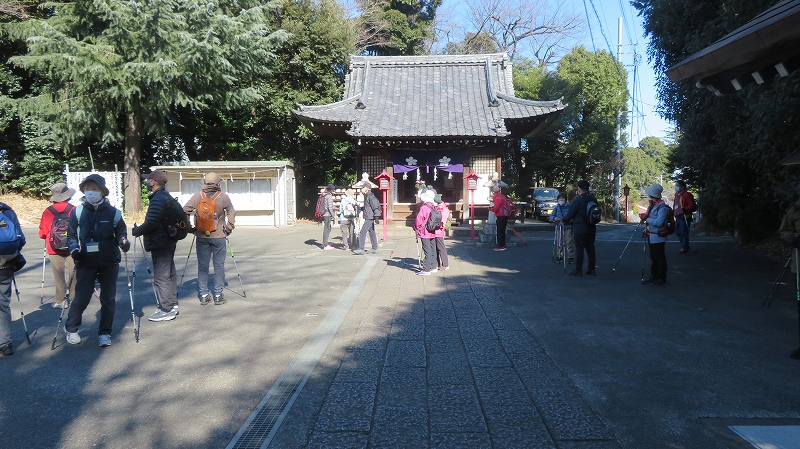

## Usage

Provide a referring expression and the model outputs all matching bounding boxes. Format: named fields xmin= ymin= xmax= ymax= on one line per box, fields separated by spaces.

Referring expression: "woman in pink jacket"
xmin=414 ymin=190 xmax=439 ymax=275
xmin=434 ymin=194 xmax=449 ymax=270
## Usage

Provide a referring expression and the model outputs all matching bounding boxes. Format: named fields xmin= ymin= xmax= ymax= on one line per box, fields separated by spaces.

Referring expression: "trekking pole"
xmin=612 ymin=221 xmax=644 ymax=273
xmin=795 ymin=249 xmax=800 ymax=353
xmin=40 ymin=245 xmax=47 ymax=304
xmin=562 ymin=228 xmax=567 ymax=273
xmin=641 ymin=231 xmax=648 ymax=283
xmin=415 ymin=235 xmax=422 ymax=270
xmin=123 ymin=250 xmax=139 ymax=343
xmin=136 ymin=236 xmax=160 ymax=307
xmin=179 ymin=233 xmax=196 ymax=288
xmin=52 ymin=268 xmax=76 ymax=350
xmin=11 ymin=275 xmax=31 ymax=345
xmin=508 ymin=225 xmax=527 ymax=245
xmin=763 ymin=253 xmax=791 ymax=307
xmin=684 ymin=214 xmax=696 ymax=254
xmin=225 ymin=237 xmax=246 ymax=298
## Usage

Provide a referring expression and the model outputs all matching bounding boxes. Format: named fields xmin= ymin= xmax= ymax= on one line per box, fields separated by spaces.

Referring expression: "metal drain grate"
xmin=226 ymin=257 xmax=379 ymax=449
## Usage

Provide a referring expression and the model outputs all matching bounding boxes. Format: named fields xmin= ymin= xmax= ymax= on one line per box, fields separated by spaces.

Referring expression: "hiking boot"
xmin=199 ymin=293 xmax=211 ymax=305
xmin=493 ymin=246 xmax=507 ymax=251
xmin=568 ymin=270 xmax=583 ymax=277
xmin=352 ymin=249 xmax=365 ymax=255
xmin=66 ymin=330 xmax=81 ymax=345
xmin=148 ymin=309 xmax=177 ymax=322
xmin=98 ymin=335 xmax=112 ymax=347
xmin=585 ymin=270 xmax=596 ymax=276
xmin=0 ymin=342 xmax=13 ymax=356
xmin=214 ymin=293 xmax=227 ymax=305
xmin=52 ymin=301 xmax=68 ymax=309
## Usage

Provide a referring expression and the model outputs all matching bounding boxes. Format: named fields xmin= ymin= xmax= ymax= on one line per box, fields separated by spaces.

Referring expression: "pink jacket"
xmin=414 ymin=202 xmax=437 ymax=239
xmin=434 ymin=203 xmax=449 ymax=238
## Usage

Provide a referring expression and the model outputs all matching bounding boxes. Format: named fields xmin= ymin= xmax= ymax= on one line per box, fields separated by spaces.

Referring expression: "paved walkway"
xmin=1 ymin=222 xmax=799 ymax=449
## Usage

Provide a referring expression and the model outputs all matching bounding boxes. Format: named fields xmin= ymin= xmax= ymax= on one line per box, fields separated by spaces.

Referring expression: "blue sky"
xmin=435 ymin=0 xmax=675 ymax=145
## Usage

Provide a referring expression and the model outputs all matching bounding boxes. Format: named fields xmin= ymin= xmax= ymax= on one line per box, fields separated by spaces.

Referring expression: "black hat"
xmin=577 ymin=180 xmax=590 ymax=190
xmin=79 ymin=174 xmax=109 ymax=197
xmin=326 ymin=184 xmax=335 ymax=192
xmin=675 ymin=180 xmax=686 ymax=188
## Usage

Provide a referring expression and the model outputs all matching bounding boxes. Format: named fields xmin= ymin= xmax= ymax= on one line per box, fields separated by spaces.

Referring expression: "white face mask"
xmin=84 ymin=191 xmax=103 ymax=205
xmin=674 ymin=186 xmax=681 ymax=192
xmin=558 ymin=200 xmax=565 ymax=206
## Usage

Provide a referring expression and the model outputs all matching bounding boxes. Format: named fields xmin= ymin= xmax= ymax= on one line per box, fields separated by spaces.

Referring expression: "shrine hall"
xmin=293 ymin=53 xmax=566 ymax=224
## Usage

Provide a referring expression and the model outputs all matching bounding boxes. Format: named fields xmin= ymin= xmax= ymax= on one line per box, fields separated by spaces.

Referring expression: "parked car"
xmin=527 ymin=187 xmax=560 ymax=221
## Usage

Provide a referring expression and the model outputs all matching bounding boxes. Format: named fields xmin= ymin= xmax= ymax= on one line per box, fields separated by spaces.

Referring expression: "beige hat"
xmin=49 ymin=183 xmax=76 ymax=202
xmin=204 ymin=172 xmax=222 ymax=184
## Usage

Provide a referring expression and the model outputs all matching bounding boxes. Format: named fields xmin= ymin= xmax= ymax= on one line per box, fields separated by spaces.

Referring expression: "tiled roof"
xmin=293 ymin=53 xmax=565 ymax=140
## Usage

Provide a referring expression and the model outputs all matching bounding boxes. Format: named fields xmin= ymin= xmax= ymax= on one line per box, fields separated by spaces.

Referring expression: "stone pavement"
xmin=1 ymin=222 xmax=799 ymax=449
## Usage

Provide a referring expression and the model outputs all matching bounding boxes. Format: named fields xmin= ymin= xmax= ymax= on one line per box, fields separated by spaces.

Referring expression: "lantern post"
xmin=375 ymin=170 xmax=394 ymax=242
xmin=463 ymin=171 xmax=480 ymax=242
xmin=622 ymin=184 xmax=631 ymax=223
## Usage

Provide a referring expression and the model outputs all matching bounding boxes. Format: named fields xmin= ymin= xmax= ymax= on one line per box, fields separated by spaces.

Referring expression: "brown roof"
xmin=293 ymin=53 xmax=565 ymax=140
xmin=667 ymin=0 xmax=800 ymax=95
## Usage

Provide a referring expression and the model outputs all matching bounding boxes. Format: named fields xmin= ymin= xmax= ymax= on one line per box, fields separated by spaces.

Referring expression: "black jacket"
xmin=562 ymin=191 xmax=597 ymax=235
xmin=132 ymin=187 xmax=175 ymax=251
xmin=68 ymin=199 xmax=127 ymax=268
xmin=362 ymin=191 xmax=381 ymax=220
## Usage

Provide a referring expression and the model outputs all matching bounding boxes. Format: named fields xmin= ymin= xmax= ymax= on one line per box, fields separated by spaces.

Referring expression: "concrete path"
xmin=1 ymin=222 xmax=798 ymax=448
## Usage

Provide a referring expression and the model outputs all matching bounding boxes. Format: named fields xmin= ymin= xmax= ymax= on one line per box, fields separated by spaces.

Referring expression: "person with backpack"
xmin=339 ymin=189 xmax=358 ymax=251
xmin=319 ymin=185 xmax=336 ymax=250
xmin=182 ymin=172 xmax=236 ymax=306
xmin=434 ymin=193 xmax=450 ymax=270
xmin=561 ymin=180 xmax=598 ymax=276
xmin=673 ymin=180 xmax=696 ymax=254
xmin=414 ymin=189 xmax=439 ymax=275
xmin=38 ymin=183 xmax=77 ymax=308
xmin=65 ymin=174 xmax=128 ymax=347
xmin=550 ymin=192 xmax=575 ymax=264
xmin=639 ymin=183 xmax=670 ymax=286
xmin=131 ymin=169 xmax=179 ymax=321
xmin=352 ymin=184 xmax=381 ymax=255
xmin=488 ymin=186 xmax=514 ymax=251
xmin=0 ymin=202 xmax=26 ymax=356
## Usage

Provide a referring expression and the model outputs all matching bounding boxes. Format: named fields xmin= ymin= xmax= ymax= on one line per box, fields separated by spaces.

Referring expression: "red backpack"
xmin=314 ymin=194 xmax=325 ymax=219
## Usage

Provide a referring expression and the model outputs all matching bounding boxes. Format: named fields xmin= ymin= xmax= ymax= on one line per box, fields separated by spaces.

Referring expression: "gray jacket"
xmin=362 ymin=191 xmax=381 ymax=220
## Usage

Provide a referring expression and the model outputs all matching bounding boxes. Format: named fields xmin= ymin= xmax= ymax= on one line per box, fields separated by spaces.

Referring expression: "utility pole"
xmin=614 ymin=17 xmax=622 ymax=222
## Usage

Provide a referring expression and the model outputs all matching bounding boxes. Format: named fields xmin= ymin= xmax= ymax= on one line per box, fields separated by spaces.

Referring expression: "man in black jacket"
xmin=66 ymin=174 xmax=129 ymax=347
xmin=561 ymin=180 xmax=597 ymax=277
xmin=353 ymin=184 xmax=381 ymax=255
xmin=132 ymin=170 xmax=179 ymax=322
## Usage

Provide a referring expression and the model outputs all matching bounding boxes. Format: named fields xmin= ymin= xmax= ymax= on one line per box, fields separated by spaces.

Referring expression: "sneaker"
xmin=429 ymin=268 xmax=438 ymax=273
xmin=440 ymin=266 xmax=449 ymax=271
xmin=171 ymin=304 xmax=179 ymax=315
xmin=66 ymin=330 xmax=81 ymax=345
xmin=368 ymin=248 xmax=378 ymax=254
xmin=199 ymin=293 xmax=211 ymax=305
xmin=0 ymin=342 xmax=13 ymax=356
xmin=52 ymin=301 xmax=68 ymax=309
xmin=416 ymin=270 xmax=431 ymax=276
xmin=323 ymin=245 xmax=335 ymax=251
xmin=214 ymin=293 xmax=227 ymax=305
xmin=352 ymin=249 xmax=365 ymax=255
xmin=493 ymin=246 xmax=507 ymax=251
xmin=568 ymin=270 xmax=583 ymax=277
xmin=678 ymin=248 xmax=689 ymax=254
xmin=148 ymin=309 xmax=177 ymax=322
xmin=585 ymin=270 xmax=596 ymax=276
xmin=98 ymin=335 xmax=111 ymax=347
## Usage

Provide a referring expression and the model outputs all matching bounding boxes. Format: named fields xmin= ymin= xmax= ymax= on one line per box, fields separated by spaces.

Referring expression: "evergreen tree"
xmin=358 ymin=0 xmax=441 ymax=55
xmin=2 ymin=0 xmax=287 ymax=212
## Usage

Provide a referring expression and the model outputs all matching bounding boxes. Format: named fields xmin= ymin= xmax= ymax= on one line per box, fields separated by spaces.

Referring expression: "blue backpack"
xmin=0 ymin=209 xmax=21 ymax=264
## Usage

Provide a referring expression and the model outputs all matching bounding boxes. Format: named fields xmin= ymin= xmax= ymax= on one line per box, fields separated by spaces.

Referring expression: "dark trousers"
xmin=435 ymin=237 xmax=448 ymax=268
xmin=358 ymin=219 xmax=378 ymax=250
xmin=676 ymin=214 xmax=690 ymax=250
xmin=0 ymin=269 xmax=12 ymax=345
xmin=322 ymin=216 xmax=332 ymax=246
xmin=421 ymin=238 xmax=437 ymax=271
xmin=649 ymin=241 xmax=668 ymax=282
xmin=152 ymin=246 xmax=177 ymax=310
xmin=196 ymin=237 xmax=226 ymax=297
xmin=574 ymin=232 xmax=596 ymax=272
xmin=496 ymin=216 xmax=508 ymax=247
xmin=66 ymin=264 xmax=117 ymax=335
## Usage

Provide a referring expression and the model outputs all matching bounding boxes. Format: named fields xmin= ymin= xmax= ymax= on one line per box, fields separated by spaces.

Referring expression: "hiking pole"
xmin=795 ymin=248 xmax=800 ymax=355
xmin=179 ymin=233 xmax=196 ymax=288
xmin=123 ymin=250 xmax=139 ymax=343
xmin=136 ymin=236 xmax=160 ymax=307
xmin=225 ymin=237 xmax=246 ymax=298
xmin=612 ymin=222 xmax=644 ymax=273
xmin=415 ymin=235 xmax=422 ymax=270
xmin=40 ymin=245 xmax=47 ymax=304
xmin=683 ymin=214 xmax=696 ymax=254
xmin=763 ymin=253 xmax=791 ymax=307
xmin=641 ymin=230 xmax=648 ymax=283
xmin=52 ymin=268 xmax=76 ymax=350
xmin=11 ymin=275 xmax=31 ymax=345
xmin=562 ymin=228 xmax=567 ymax=273
xmin=508 ymin=225 xmax=527 ymax=245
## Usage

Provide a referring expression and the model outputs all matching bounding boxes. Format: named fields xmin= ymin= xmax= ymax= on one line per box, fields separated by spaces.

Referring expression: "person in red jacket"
xmin=489 ymin=186 xmax=513 ymax=251
xmin=38 ymin=183 xmax=77 ymax=308
xmin=414 ymin=189 xmax=439 ymax=275
xmin=673 ymin=180 xmax=697 ymax=254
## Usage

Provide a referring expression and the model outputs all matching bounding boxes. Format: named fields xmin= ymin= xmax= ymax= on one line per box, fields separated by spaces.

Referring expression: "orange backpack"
xmin=195 ymin=191 xmax=220 ymax=236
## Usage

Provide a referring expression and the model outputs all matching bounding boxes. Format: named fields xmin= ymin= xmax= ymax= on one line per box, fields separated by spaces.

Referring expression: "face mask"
xmin=85 ymin=191 xmax=103 ymax=204
xmin=558 ymin=200 xmax=565 ymax=206
xmin=674 ymin=186 xmax=681 ymax=192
